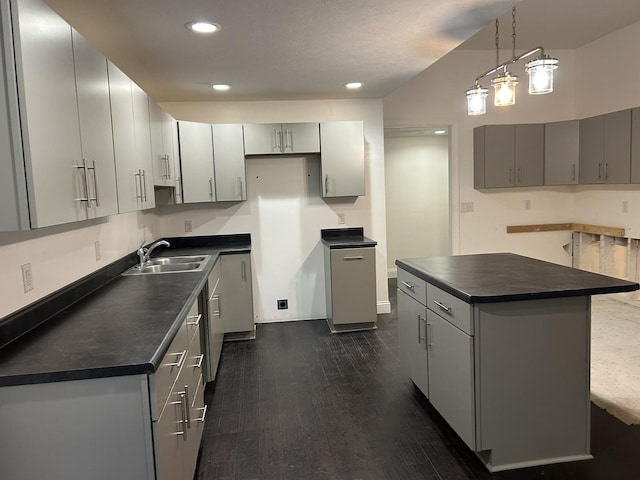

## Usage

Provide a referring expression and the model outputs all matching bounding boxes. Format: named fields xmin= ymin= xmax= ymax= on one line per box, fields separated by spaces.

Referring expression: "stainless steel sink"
xmin=146 ymin=256 xmax=207 ymax=265
xmin=122 ymin=255 xmax=211 ymax=275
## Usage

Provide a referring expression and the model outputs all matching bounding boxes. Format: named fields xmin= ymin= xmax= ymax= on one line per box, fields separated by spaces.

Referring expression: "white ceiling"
xmin=43 ymin=0 xmax=640 ymax=103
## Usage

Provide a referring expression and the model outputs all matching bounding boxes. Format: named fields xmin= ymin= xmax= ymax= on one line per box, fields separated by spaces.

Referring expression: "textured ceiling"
xmin=43 ymin=0 xmax=640 ymax=102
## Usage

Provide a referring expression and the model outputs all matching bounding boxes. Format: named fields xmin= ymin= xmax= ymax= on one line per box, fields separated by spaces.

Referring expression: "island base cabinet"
xmin=397 ymin=289 xmax=429 ymax=397
xmin=0 ymin=375 xmax=155 ymax=480
xmin=473 ymin=296 xmax=592 ymax=471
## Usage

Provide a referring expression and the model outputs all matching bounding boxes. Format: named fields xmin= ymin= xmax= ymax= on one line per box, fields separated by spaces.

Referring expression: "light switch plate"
xmin=337 ymin=212 xmax=345 ymax=224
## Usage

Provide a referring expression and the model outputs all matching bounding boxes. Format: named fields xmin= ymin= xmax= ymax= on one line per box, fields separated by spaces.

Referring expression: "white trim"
xmin=377 ymin=300 xmax=391 ymax=314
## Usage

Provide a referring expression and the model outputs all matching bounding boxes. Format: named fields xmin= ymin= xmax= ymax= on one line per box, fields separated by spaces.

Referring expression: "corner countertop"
xmin=321 ymin=227 xmax=377 ymax=248
xmin=396 ymin=253 xmax=639 ymax=304
xmin=0 ymin=235 xmax=251 ymax=387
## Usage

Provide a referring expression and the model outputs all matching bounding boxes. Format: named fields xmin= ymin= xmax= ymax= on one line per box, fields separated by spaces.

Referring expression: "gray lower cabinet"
xmin=320 ymin=121 xmax=365 ymax=197
xmin=243 ymin=122 xmax=320 ymax=155
xmin=0 ymin=298 xmax=205 ymax=480
xmin=221 ymin=253 xmax=255 ymax=339
xmin=397 ymin=290 xmax=429 ymax=397
xmin=544 ymin=120 xmax=579 ymax=185
xmin=396 ymin=265 xmax=592 ymax=472
xmin=324 ymin=246 xmax=376 ymax=332
xmin=579 ymin=110 xmax=631 ymax=184
xmin=204 ymin=258 xmax=224 ymax=381
xmin=474 ymin=124 xmax=544 ymax=188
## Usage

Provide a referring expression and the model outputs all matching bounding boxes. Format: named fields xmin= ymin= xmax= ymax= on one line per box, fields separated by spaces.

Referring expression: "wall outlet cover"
xmin=21 ymin=263 xmax=34 ymax=293
xmin=277 ymin=299 xmax=288 ymax=310
xmin=185 ymin=220 xmax=193 ymax=232
xmin=94 ymin=240 xmax=101 ymax=261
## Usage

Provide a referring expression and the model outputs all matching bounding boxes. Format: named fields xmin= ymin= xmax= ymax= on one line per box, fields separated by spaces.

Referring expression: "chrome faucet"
xmin=138 ymin=240 xmax=170 ymax=267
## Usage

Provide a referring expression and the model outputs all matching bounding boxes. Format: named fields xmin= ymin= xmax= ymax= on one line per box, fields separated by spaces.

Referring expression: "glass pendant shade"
xmin=466 ymin=85 xmax=489 ymax=115
xmin=525 ymin=56 xmax=559 ymax=94
xmin=491 ymin=73 xmax=518 ymax=106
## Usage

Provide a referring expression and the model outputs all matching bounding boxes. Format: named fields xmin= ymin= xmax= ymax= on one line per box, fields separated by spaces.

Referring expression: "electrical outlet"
xmin=21 ymin=263 xmax=33 ymax=293
xmin=337 ymin=212 xmax=345 ymax=224
xmin=184 ymin=220 xmax=193 ymax=232
xmin=460 ymin=202 xmax=474 ymax=213
xmin=277 ymin=299 xmax=288 ymax=310
xmin=94 ymin=240 xmax=101 ymax=261
xmin=623 ymin=201 xmax=629 ymax=213
xmin=525 ymin=199 xmax=531 ymax=210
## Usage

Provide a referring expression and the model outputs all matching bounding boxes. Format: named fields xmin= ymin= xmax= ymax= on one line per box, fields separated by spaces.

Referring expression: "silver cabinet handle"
xmin=134 ymin=170 xmax=142 ymax=200
xmin=166 ymin=349 xmax=187 ymax=368
xmin=433 ymin=300 xmax=451 ymax=312
xmin=417 ymin=314 xmax=422 ymax=344
xmin=89 ymin=160 xmax=100 ymax=206
xmin=598 ymin=162 xmax=602 ymax=179
xmin=176 ymin=176 xmax=182 ymax=199
xmin=209 ymin=177 xmax=213 ymax=199
xmin=187 ymin=313 xmax=202 ymax=327
xmin=184 ymin=384 xmax=191 ymax=428
xmin=160 ymin=154 xmax=167 ymax=178
xmin=193 ymin=353 xmax=205 ymax=369
xmin=400 ymin=280 xmax=415 ymax=291
xmin=604 ymin=162 xmax=608 ymax=180
xmin=166 ymin=154 xmax=171 ymax=180
xmin=426 ymin=322 xmax=432 ymax=349
xmin=517 ymin=167 xmax=522 ymax=184
xmin=241 ymin=259 xmax=247 ymax=282
xmin=141 ymin=169 xmax=147 ymax=201
xmin=283 ymin=128 xmax=291 ymax=151
xmin=343 ymin=256 xmax=364 ymax=261
xmin=324 ymin=174 xmax=329 ymax=195
xmin=196 ymin=404 xmax=208 ymax=423
xmin=74 ymin=162 xmax=90 ymax=203
xmin=572 ymin=163 xmax=576 ymax=182
xmin=171 ymin=394 xmax=187 ymax=438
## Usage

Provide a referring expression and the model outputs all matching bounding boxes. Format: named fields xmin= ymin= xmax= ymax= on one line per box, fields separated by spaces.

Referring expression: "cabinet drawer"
xmin=427 ymin=283 xmax=473 ymax=335
xmin=151 ymin=319 xmax=189 ymax=419
xmin=397 ymin=268 xmax=427 ymax=306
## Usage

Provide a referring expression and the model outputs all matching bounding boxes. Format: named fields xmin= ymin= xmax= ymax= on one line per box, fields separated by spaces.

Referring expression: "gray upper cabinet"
xmin=108 ymin=61 xmax=155 ymax=213
xmin=320 ymin=121 xmax=365 ymax=197
xmin=474 ymin=124 xmax=544 ymax=189
xmin=544 ymin=120 xmax=579 ymax=185
xmin=213 ymin=124 xmax=246 ymax=201
xmin=579 ymin=110 xmax=631 ymax=184
xmin=243 ymin=122 xmax=320 ymax=155
xmin=631 ymin=108 xmax=640 ymax=183
xmin=11 ymin=0 xmax=122 ymax=227
xmin=0 ymin=1 xmax=28 ymax=231
xmin=149 ymin=99 xmax=179 ymax=191
xmin=178 ymin=121 xmax=215 ymax=203
xmin=72 ymin=30 xmax=119 ymax=219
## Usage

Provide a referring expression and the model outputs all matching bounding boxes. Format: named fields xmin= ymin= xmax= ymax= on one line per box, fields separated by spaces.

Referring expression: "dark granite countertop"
xmin=0 ymin=235 xmax=251 ymax=387
xmin=321 ymin=227 xmax=377 ymax=248
xmin=396 ymin=253 xmax=639 ymax=304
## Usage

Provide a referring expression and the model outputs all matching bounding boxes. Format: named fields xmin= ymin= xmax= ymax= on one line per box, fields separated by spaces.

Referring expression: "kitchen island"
xmin=395 ymin=253 xmax=638 ymax=472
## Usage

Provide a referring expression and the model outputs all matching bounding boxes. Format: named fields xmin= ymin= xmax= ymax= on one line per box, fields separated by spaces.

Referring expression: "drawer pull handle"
xmin=343 ymin=256 xmax=364 ymax=261
xmin=433 ymin=300 xmax=451 ymax=312
xmin=401 ymin=280 xmax=415 ymax=290
xmin=187 ymin=313 xmax=202 ymax=327
xmin=193 ymin=353 xmax=205 ymax=369
xmin=166 ymin=350 xmax=187 ymax=368
xmin=196 ymin=404 xmax=208 ymax=423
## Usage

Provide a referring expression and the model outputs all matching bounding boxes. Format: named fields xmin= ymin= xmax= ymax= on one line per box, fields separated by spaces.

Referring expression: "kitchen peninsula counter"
xmin=395 ymin=253 xmax=638 ymax=472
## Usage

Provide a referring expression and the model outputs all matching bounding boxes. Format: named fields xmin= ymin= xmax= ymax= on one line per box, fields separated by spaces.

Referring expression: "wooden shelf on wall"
xmin=506 ymin=223 xmax=625 ymax=237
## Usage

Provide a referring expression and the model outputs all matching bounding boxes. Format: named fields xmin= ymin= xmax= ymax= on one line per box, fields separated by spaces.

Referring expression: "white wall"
xmin=384 ymin=134 xmax=450 ymax=276
xmin=0 ymin=211 xmax=158 ymax=319
xmin=158 ymin=99 xmax=390 ymax=322
xmin=384 ymin=48 xmax=578 ymax=265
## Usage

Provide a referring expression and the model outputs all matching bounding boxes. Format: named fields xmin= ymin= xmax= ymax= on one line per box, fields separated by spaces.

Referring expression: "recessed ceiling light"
xmin=434 ymin=129 xmax=447 ymax=135
xmin=186 ymin=21 xmax=220 ymax=34
xmin=345 ymin=82 xmax=363 ymax=89
xmin=211 ymin=84 xmax=230 ymax=91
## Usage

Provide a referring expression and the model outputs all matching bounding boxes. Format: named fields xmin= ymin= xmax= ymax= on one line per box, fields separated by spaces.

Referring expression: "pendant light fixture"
xmin=466 ymin=7 xmax=559 ymax=115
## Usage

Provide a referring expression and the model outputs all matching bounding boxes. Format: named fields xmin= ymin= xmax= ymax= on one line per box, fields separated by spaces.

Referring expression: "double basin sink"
xmin=123 ymin=255 xmax=212 ymax=275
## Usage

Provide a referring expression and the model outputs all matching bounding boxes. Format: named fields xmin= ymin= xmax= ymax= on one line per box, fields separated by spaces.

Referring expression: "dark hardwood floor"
xmin=196 ymin=280 xmax=640 ymax=480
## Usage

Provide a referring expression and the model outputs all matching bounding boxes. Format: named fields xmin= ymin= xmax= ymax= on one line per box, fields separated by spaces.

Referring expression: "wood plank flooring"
xmin=196 ymin=280 xmax=640 ymax=480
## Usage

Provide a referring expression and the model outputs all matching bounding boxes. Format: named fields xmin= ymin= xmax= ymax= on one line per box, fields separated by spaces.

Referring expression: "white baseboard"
xmin=387 ymin=268 xmax=397 ymax=278
xmin=377 ymin=300 xmax=391 ymax=314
